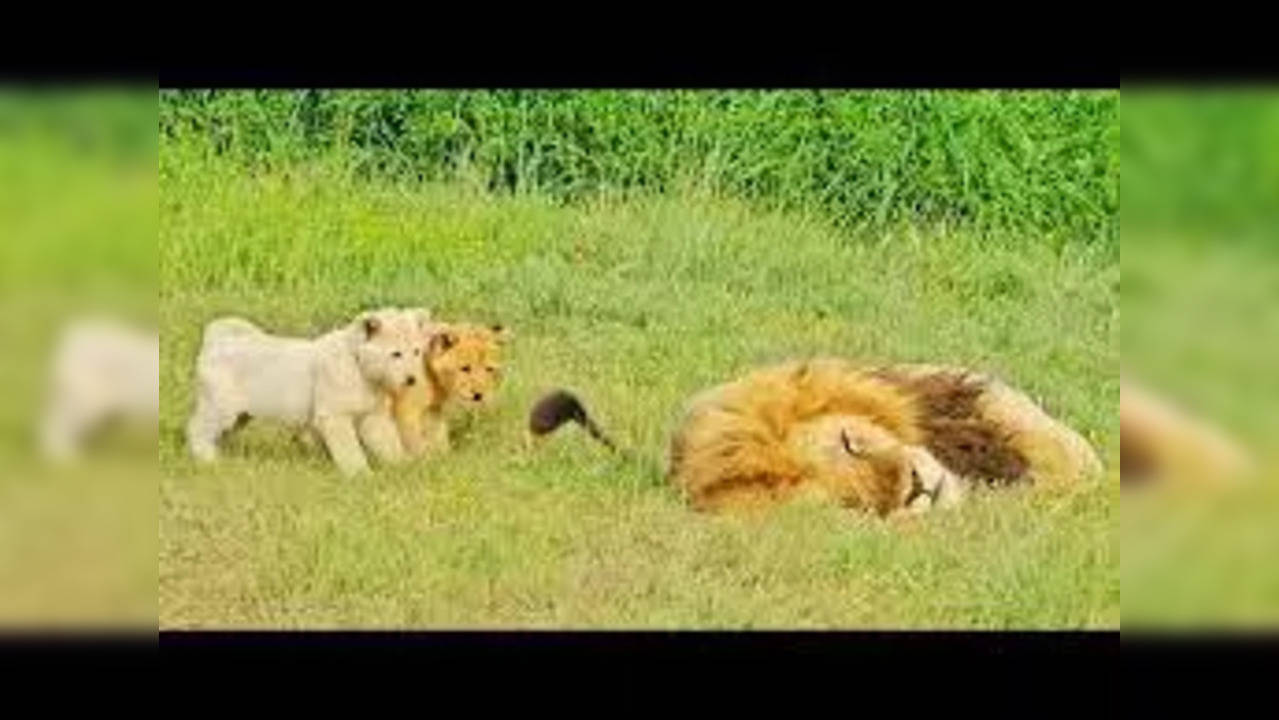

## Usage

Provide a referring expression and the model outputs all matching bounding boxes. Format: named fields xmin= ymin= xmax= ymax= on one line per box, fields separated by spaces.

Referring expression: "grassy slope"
xmin=160 ymin=155 xmax=1118 ymax=628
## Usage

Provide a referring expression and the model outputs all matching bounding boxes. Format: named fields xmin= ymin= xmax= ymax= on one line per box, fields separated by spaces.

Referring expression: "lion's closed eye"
xmin=840 ymin=429 xmax=863 ymax=457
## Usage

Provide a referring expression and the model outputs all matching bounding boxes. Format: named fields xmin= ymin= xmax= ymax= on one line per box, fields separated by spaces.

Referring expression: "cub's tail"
xmin=528 ymin=389 xmax=620 ymax=453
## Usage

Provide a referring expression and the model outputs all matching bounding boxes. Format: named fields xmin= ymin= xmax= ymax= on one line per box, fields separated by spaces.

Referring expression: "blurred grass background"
xmin=1122 ymin=87 xmax=1279 ymax=627
xmin=0 ymin=87 xmax=156 ymax=626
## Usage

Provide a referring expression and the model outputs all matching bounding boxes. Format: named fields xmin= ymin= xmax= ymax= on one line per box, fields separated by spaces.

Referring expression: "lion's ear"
xmin=362 ymin=314 xmax=382 ymax=339
xmin=430 ymin=328 xmax=458 ymax=353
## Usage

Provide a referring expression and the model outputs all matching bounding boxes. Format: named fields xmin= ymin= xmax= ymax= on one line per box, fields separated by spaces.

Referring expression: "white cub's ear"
xmin=361 ymin=313 xmax=382 ymax=339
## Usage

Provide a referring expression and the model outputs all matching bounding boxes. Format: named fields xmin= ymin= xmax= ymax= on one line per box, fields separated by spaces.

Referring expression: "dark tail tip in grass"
xmin=529 ymin=389 xmax=618 ymax=453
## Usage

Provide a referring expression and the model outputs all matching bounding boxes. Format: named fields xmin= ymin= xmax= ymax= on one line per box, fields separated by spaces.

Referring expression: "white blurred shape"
xmin=40 ymin=316 xmax=159 ymax=463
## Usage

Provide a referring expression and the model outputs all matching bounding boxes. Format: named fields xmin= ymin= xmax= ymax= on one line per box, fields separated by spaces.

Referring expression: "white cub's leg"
xmin=186 ymin=369 xmax=243 ymax=463
xmin=359 ymin=409 xmax=407 ymax=466
xmin=315 ymin=414 xmax=371 ymax=476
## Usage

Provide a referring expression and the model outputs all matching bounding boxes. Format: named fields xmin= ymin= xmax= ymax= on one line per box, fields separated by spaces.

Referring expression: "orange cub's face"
xmin=426 ymin=323 xmax=509 ymax=407
xmin=789 ymin=414 xmax=963 ymax=517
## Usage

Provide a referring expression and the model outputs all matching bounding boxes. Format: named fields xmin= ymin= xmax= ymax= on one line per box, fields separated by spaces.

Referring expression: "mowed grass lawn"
xmin=159 ymin=159 xmax=1119 ymax=628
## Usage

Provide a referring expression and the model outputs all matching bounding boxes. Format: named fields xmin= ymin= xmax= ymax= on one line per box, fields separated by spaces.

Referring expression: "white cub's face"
xmin=898 ymin=445 xmax=965 ymax=515
xmin=353 ymin=308 xmax=432 ymax=391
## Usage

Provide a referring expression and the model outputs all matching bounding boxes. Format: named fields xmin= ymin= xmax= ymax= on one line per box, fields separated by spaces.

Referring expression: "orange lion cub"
xmin=393 ymin=322 xmax=510 ymax=458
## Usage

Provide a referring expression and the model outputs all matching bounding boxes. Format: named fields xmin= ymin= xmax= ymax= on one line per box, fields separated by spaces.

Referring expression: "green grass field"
xmin=159 ymin=106 xmax=1119 ymax=627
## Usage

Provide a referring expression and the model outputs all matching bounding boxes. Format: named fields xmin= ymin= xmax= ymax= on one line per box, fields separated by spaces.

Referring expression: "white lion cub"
xmin=186 ymin=307 xmax=432 ymax=475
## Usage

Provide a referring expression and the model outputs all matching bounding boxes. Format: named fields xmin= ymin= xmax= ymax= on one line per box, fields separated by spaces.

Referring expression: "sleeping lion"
xmin=528 ymin=358 xmax=1102 ymax=518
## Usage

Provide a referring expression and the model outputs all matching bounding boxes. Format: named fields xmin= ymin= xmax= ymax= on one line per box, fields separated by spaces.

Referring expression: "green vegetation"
xmin=162 ymin=90 xmax=1118 ymax=248
xmin=160 ymin=91 xmax=1118 ymax=628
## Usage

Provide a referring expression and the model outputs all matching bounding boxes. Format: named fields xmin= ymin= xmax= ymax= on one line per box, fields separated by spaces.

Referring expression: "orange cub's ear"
xmin=430 ymin=328 xmax=458 ymax=353
xmin=490 ymin=323 xmax=512 ymax=343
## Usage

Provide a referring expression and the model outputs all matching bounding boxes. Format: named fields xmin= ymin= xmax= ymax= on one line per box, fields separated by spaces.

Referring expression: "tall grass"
xmin=161 ymin=90 xmax=1118 ymax=249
